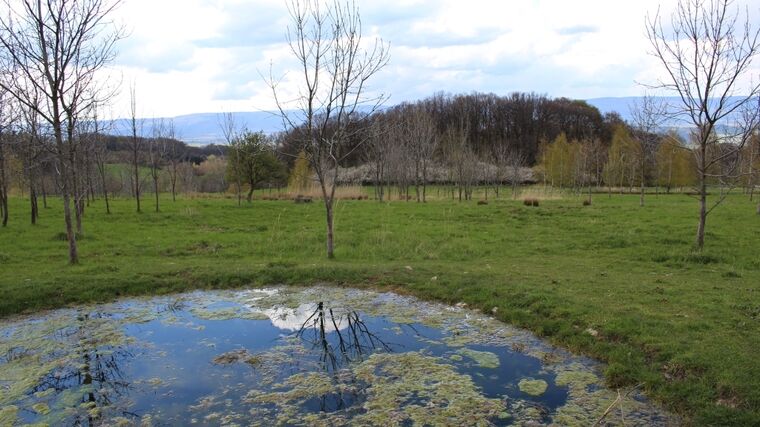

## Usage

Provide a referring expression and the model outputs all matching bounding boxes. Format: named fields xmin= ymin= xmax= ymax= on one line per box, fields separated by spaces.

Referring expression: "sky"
xmin=106 ymin=0 xmax=759 ymax=119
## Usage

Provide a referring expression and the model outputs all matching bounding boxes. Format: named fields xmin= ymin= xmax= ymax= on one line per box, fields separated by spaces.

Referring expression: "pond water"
xmin=0 ymin=286 xmax=675 ymax=426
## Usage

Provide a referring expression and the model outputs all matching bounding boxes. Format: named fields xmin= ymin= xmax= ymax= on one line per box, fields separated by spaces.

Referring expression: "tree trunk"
xmin=104 ymin=187 xmax=111 ymax=215
xmin=324 ymin=198 xmax=335 ymax=259
xmin=59 ymin=154 xmax=78 ymax=262
xmin=30 ymin=182 xmax=38 ymax=225
xmin=134 ymin=157 xmax=141 ymax=213
xmin=695 ymin=175 xmax=707 ymax=250
xmin=62 ymin=190 xmax=79 ymax=264
xmin=41 ymin=178 xmax=48 ymax=209
xmin=100 ymin=170 xmax=111 ymax=215
xmin=422 ymin=163 xmax=427 ymax=202
xmin=87 ymin=171 xmax=94 ymax=207
xmin=415 ymin=161 xmax=421 ymax=203
xmin=0 ymin=187 xmax=6 ymax=227
xmin=154 ymin=177 xmax=160 ymax=212
xmin=0 ymin=142 xmax=7 ymax=227
xmin=247 ymin=185 xmax=254 ymax=202
xmin=640 ymin=159 xmax=645 ymax=207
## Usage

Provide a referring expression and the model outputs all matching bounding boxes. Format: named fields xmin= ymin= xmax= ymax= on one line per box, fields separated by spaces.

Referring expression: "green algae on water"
xmin=456 ymin=348 xmax=501 ymax=369
xmin=518 ymin=379 xmax=548 ymax=396
xmin=0 ymin=405 xmax=18 ymax=426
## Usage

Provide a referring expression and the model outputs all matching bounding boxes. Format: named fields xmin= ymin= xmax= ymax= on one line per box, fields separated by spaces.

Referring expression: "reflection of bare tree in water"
xmin=296 ymin=302 xmax=392 ymax=372
xmin=30 ymin=312 xmax=134 ymax=425
xmin=291 ymin=302 xmax=393 ymax=413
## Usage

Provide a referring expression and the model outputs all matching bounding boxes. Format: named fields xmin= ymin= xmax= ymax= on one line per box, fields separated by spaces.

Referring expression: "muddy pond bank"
xmin=0 ymin=286 xmax=677 ymax=426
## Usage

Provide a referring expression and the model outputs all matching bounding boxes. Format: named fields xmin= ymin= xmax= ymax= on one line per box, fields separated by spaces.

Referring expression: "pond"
xmin=0 ymin=286 xmax=676 ymax=426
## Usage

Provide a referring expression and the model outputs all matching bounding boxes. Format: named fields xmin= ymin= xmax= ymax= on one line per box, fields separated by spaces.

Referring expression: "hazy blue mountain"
xmin=106 ymin=111 xmax=284 ymax=146
xmin=586 ymin=96 xmax=750 ymax=123
xmin=585 ymin=97 xmax=655 ymax=122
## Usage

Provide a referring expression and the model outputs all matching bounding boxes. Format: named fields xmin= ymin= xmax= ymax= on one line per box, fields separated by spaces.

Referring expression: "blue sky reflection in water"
xmin=0 ymin=287 xmax=675 ymax=425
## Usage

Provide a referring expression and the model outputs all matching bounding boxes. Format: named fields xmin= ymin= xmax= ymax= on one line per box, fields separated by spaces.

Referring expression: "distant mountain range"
xmin=106 ymin=111 xmax=284 ymax=146
xmin=107 ymin=97 xmax=748 ymax=146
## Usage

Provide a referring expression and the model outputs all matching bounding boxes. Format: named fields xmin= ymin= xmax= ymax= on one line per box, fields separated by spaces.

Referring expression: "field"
xmin=0 ymin=191 xmax=758 ymax=424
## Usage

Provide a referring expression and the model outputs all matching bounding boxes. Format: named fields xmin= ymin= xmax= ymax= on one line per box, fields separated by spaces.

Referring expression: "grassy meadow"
xmin=0 ymin=190 xmax=758 ymax=424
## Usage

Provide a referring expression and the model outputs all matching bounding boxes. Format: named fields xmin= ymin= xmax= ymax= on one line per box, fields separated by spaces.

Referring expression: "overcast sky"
xmin=106 ymin=0 xmax=759 ymax=119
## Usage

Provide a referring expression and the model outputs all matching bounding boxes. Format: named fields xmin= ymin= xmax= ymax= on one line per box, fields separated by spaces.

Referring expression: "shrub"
xmin=523 ymin=198 xmax=539 ymax=207
xmin=477 ymin=200 xmax=488 ymax=205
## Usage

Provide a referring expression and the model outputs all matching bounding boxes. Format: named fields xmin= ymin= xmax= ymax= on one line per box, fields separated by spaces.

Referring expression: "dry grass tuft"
xmin=283 ymin=185 xmax=368 ymax=201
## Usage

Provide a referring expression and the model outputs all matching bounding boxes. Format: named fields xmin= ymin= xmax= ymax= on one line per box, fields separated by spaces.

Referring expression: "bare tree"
xmin=746 ymin=129 xmax=759 ymax=201
xmin=270 ymin=0 xmax=389 ymax=258
xmin=365 ymin=114 xmax=393 ymax=201
xmin=0 ymin=130 xmax=8 ymax=227
xmin=165 ymin=121 xmax=183 ymax=202
xmin=0 ymin=0 xmax=123 ymax=263
xmin=20 ymin=94 xmax=45 ymax=223
xmin=506 ymin=148 xmax=527 ymax=200
xmin=0 ymin=89 xmax=15 ymax=227
xmin=406 ymin=106 xmax=437 ymax=202
xmin=646 ymin=0 xmax=760 ymax=249
xmin=630 ymin=95 xmax=668 ymax=207
xmin=90 ymin=105 xmax=111 ymax=214
xmin=491 ymin=142 xmax=506 ymax=199
xmin=149 ymin=119 xmax=170 ymax=212
xmin=444 ymin=118 xmax=477 ymax=201
xmin=219 ymin=111 xmax=243 ymax=206
xmin=128 ymin=85 xmax=144 ymax=213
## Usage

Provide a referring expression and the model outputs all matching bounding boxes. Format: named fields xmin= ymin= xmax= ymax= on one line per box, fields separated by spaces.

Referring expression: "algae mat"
xmin=0 ymin=286 xmax=676 ymax=426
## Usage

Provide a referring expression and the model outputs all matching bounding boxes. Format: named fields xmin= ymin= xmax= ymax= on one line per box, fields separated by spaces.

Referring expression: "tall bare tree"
xmin=506 ymin=148 xmax=527 ymax=200
xmin=128 ymin=85 xmax=143 ymax=213
xmin=630 ymin=94 xmax=668 ymax=207
xmin=0 ymin=0 xmax=123 ymax=263
xmin=406 ymin=106 xmax=437 ymax=202
xmin=0 ymin=128 xmax=8 ymax=227
xmin=166 ymin=144 xmax=184 ymax=202
xmin=444 ymin=118 xmax=477 ymax=201
xmin=365 ymin=114 xmax=393 ymax=201
xmin=219 ymin=111 xmax=243 ymax=206
xmin=164 ymin=120 xmax=183 ymax=202
xmin=149 ymin=119 xmax=170 ymax=212
xmin=646 ymin=0 xmax=760 ymax=249
xmin=20 ymin=94 xmax=45 ymax=223
xmin=88 ymin=104 xmax=111 ymax=214
xmin=0 ymin=89 xmax=14 ymax=226
xmin=270 ymin=0 xmax=389 ymax=258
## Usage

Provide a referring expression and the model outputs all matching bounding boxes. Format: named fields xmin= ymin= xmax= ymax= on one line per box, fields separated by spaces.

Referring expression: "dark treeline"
xmin=420 ymin=92 xmax=617 ymax=165
xmin=277 ymin=91 xmax=623 ymax=168
xmin=98 ymin=134 xmax=228 ymax=164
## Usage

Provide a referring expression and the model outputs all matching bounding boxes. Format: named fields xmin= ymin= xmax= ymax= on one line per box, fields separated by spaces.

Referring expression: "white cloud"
xmin=103 ymin=0 xmax=759 ymax=119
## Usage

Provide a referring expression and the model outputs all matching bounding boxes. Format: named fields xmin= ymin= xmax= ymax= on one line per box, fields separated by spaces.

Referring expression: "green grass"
xmin=0 ymin=192 xmax=759 ymax=424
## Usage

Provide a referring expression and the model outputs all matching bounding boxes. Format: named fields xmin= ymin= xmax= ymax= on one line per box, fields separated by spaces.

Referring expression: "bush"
xmin=477 ymin=200 xmax=488 ymax=205
xmin=523 ymin=198 xmax=539 ymax=207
